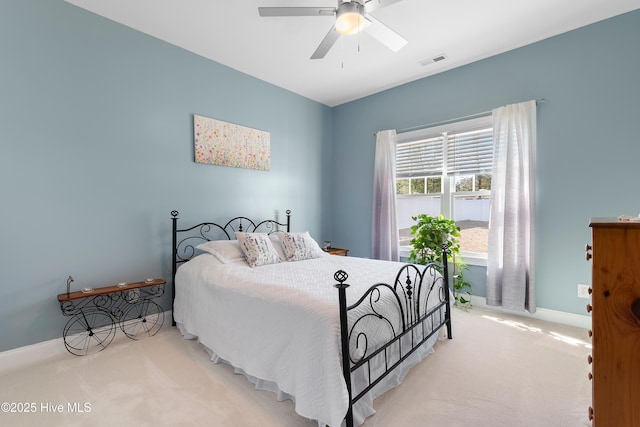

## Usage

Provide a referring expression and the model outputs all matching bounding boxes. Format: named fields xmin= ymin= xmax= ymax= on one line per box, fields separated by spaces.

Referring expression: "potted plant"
xmin=407 ymin=214 xmax=472 ymax=309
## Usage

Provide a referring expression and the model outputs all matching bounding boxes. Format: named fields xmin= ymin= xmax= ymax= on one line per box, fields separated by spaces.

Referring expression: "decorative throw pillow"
xmin=269 ymin=234 xmax=287 ymax=261
xmin=277 ymin=231 xmax=323 ymax=262
xmin=196 ymin=240 xmax=245 ymax=264
xmin=236 ymin=232 xmax=281 ymax=267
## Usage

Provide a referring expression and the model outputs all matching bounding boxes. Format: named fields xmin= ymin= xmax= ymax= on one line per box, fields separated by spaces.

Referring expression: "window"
xmin=396 ymin=177 xmax=441 ymax=195
xmin=396 ymin=116 xmax=492 ymax=260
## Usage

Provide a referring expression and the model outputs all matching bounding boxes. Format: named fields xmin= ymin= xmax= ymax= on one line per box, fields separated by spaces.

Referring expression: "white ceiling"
xmin=65 ymin=0 xmax=639 ymax=107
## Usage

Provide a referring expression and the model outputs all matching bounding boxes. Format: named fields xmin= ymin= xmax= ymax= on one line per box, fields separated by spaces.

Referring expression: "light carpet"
xmin=0 ymin=306 xmax=592 ymax=426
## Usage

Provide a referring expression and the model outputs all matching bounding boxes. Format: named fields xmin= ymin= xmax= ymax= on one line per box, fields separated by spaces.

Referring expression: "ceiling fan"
xmin=258 ymin=0 xmax=408 ymax=59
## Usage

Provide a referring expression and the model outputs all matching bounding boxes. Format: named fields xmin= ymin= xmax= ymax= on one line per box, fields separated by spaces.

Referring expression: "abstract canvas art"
xmin=194 ymin=114 xmax=270 ymax=171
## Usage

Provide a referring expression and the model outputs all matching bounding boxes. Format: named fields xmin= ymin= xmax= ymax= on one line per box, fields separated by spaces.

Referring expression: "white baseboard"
xmin=470 ymin=296 xmax=591 ymax=330
xmin=0 ymin=335 xmax=70 ymax=376
xmin=0 ymin=310 xmax=173 ymax=376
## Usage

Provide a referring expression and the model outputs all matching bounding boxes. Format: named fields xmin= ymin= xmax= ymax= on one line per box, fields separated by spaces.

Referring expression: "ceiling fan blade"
xmin=258 ymin=7 xmax=335 ymax=17
xmin=363 ymin=0 xmax=404 ymax=14
xmin=364 ymin=13 xmax=407 ymax=52
xmin=310 ymin=26 xmax=341 ymax=59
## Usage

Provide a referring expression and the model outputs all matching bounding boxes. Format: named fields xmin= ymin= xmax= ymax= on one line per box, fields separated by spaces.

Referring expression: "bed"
xmin=170 ymin=210 xmax=452 ymax=427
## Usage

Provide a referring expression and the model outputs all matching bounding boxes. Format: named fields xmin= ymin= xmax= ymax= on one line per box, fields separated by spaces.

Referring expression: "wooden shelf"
xmin=57 ymin=279 xmax=166 ymax=302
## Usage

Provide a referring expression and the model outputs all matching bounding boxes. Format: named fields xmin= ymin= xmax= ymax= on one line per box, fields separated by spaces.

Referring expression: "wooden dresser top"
xmin=590 ymin=217 xmax=640 ymax=228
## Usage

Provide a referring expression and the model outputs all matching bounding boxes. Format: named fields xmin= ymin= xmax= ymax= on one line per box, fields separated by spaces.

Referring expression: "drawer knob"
xmin=587 ymin=355 xmax=593 ymax=364
xmin=586 ymin=304 xmax=592 ymax=313
xmin=589 ymin=406 xmax=594 ymax=420
xmin=588 ymin=372 xmax=593 ymax=380
xmin=585 ymin=244 xmax=592 ymax=261
xmin=588 ymin=329 xmax=593 ymax=337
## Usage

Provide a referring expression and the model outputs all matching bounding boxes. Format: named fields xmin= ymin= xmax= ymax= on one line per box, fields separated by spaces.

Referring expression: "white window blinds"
xmin=446 ymin=127 xmax=493 ymax=176
xmin=396 ymin=116 xmax=493 ymax=178
xmin=396 ymin=135 xmax=443 ymax=178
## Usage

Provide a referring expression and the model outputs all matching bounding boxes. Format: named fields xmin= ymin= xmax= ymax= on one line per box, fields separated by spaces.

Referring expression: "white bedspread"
xmin=174 ymin=253 xmax=446 ymax=426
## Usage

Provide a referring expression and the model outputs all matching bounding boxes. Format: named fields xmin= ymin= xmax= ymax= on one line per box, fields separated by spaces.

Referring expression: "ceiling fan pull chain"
xmin=358 ymin=10 xmax=362 ymax=53
xmin=341 ymin=35 xmax=345 ymax=69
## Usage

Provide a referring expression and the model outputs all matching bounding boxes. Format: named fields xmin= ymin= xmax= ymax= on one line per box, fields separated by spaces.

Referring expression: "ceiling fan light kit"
xmin=335 ymin=2 xmax=365 ymax=35
xmin=258 ymin=0 xmax=407 ymax=59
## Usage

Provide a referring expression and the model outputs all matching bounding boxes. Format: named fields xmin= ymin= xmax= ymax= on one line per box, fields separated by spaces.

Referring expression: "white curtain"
xmin=487 ymin=100 xmax=537 ymax=312
xmin=372 ymin=130 xmax=399 ymax=261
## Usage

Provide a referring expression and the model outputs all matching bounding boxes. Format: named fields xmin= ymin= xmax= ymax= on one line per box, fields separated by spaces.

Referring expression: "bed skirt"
xmin=176 ymin=322 xmax=445 ymax=426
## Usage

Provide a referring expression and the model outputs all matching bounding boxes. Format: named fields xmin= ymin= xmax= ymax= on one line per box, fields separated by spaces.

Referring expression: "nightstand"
xmin=323 ymin=247 xmax=349 ymax=256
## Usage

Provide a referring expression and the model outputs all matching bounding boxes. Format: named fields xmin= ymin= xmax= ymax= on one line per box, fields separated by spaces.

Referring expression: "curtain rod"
xmin=375 ymin=98 xmax=545 ymax=136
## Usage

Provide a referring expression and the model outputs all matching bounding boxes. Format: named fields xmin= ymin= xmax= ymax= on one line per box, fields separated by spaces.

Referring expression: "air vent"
xmin=419 ymin=53 xmax=447 ymax=66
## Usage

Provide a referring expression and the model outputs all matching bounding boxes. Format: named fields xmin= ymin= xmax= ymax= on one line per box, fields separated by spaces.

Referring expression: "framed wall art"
xmin=194 ymin=114 xmax=270 ymax=171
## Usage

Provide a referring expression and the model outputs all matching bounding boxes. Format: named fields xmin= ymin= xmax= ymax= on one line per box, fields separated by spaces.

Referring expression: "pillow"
xmin=277 ymin=231 xmax=323 ymax=262
xmin=236 ymin=232 xmax=281 ymax=267
xmin=269 ymin=234 xmax=287 ymax=261
xmin=196 ymin=240 xmax=245 ymax=264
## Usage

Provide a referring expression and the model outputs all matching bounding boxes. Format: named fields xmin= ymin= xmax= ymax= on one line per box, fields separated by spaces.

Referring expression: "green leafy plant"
xmin=407 ymin=214 xmax=472 ymax=309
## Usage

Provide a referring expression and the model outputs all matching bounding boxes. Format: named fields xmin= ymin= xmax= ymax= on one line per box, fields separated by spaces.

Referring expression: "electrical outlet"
xmin=577 ymin=283 xmax=591 ymax=299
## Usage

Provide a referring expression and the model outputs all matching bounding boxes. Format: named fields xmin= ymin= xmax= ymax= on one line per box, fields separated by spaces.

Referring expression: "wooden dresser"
xmin=587 ymin=218 xmax=640 ymax=425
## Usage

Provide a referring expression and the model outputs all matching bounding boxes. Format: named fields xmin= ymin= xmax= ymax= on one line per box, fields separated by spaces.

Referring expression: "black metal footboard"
xmin=334 ymin=250 xmax=451 ymax=427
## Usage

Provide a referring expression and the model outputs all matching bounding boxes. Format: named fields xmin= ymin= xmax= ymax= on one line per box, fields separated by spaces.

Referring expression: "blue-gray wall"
xmin=0 ymin=0 xmax=332 ymax=352
xmin=331 ymin=9 xmax=640 ymax=315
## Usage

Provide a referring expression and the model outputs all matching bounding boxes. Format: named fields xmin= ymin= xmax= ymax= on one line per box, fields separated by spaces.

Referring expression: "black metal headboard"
xmin=170 ymin=209 xmax=291 ymax=324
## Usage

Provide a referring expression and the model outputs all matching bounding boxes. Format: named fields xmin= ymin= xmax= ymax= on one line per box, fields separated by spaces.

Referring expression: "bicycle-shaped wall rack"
xmin=57 ymin=279 xmax=165 ymax=356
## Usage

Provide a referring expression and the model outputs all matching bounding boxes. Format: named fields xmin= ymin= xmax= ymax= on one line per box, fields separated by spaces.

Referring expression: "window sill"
xmin=459 ymin=252 xmax=487 ymax=267
xmin=399 ymin=247 xmax=487 ymax=267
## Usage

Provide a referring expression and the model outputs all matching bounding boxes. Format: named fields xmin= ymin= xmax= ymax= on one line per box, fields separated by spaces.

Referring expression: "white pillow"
xmin=196 ymin=240 xmax=245 ymax=264
xmin=277 ymin=231 xmax=323 ymax=262
xmin=269 ymin=234 xmax=287 ymax=261
xmin=236 ymin=232 xmax=281 ymax=267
